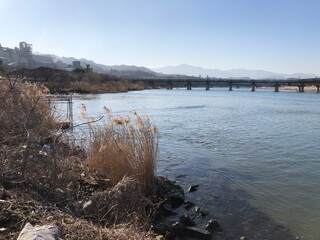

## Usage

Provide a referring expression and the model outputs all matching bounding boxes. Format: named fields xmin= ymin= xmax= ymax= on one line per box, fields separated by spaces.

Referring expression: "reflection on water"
xmin=72 ymin=89 xmax=320 ymax=239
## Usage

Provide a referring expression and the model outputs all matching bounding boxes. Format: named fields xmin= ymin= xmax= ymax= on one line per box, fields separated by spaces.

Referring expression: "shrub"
xmin=0 ymin=77 xmax=56 ymax=145
xmin=87 ymin=108 xmax=158 ymax=195
xmin=0 ymin=76 xmax=82 ymax=197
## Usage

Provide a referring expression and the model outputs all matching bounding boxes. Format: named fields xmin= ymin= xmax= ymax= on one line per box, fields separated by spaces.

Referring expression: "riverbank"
xmin=259 ymin=85 xmax=319 ymax=93
xmin=45 ymin=79 xmax=151 ymax=94
xmin=12 ymin=67 xmax=153 ymax=94
xmin=0 ymin=78 xmax=160 ymax=239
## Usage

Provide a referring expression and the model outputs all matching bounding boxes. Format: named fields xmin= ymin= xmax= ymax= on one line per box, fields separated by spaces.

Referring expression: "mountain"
xmin=152 ymin=64 xmax=318 ymax=79
xmin=45 ymin=54 xmax=159 ymax=77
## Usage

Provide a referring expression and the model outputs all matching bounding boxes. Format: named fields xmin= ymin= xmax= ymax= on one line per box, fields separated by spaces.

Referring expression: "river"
xmin=68 ymin=88 xmax=319 ymax=239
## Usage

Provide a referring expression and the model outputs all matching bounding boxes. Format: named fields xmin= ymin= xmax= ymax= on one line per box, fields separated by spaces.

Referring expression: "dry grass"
xmin=86 ymin=107 xmax=158 ymax=195
xmin=0 ymin=75 xmax=84 ymax=196
xmin=0 ymin=75 xmax=160 ymax=239
xmin=45 ymin=79 xmax=147 ymax=94
xmin=81 ymin=176 xmax=159 ymax=227
xmin=0 ymin=77 xmax=56 ymax=145
xmin=0 ymin=187 xmax=158 ymax=240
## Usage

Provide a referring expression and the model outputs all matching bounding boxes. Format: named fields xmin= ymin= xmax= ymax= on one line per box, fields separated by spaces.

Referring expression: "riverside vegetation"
xmin=0 ymin=72 xmax=162 ymax=239
xmin=14 ymin=67 xmax=151 ymax=94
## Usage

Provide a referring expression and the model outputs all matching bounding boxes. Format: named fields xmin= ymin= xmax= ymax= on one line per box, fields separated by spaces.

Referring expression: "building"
xmin=0 ymin=41 xmax=55 ymax=69
xmin=73 ymin=61 xmax=81 ymax=69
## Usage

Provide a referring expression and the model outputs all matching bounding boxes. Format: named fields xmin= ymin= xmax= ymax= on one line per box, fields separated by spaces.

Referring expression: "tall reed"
xmin=86 ymin=107 xmax=158 ymax=195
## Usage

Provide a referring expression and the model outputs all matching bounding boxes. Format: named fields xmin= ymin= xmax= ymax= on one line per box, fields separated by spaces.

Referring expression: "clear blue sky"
xmin=1 ymin=0 xmax=319 ymax=74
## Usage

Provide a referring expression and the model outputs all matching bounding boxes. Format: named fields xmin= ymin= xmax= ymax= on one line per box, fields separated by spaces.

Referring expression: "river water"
xmin=70 ymin=88 xmax=320 ymax=239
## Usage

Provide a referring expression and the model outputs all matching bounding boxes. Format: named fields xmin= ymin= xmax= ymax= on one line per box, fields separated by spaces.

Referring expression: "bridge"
xmin=132 ymin=77 xmax=320 ymax=93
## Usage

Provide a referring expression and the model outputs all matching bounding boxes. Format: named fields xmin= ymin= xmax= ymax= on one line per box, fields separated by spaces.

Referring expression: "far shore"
xmin=259 ymin=85 xmax=319 ymax=93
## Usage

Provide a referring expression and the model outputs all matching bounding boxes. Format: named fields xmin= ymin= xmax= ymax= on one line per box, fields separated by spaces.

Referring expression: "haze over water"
xmin=71 ymin=88 xmax=320 ymax=239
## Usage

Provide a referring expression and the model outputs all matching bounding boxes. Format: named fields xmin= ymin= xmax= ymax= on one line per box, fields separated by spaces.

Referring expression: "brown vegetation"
xmin=48 ymin=79 xmax=146 ymax=94
xmin=14 ymin=67 xmax=151 ymax=94
xmin=86 ymin=108 xmax=158 ymax=195
xmin=0 ymin=74 xmax=160 ymax=239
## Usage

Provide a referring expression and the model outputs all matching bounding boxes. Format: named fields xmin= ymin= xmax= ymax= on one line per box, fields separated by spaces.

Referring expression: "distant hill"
xmin=152 ymin=64 xmax=318 ymax=79
xmin=44 ymin=54 xmax=159 ymax=78
xmin=31 ymin=53 xmax=318 ymax=79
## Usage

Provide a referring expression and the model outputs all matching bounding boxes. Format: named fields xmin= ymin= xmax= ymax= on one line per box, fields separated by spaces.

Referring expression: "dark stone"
xmin=188 ymin=185 xmax=199 ymax=192
xmin=159 ymin=203 xmax=177 ymax=217
xmin=186 ymin=226 xmax=212 ymax=239
xmin=171 ymin=221 xmax=186 ymax=236
xmin=184 ymin=200 xmax=195 ymax=209
xmin=205 ymin=219 xmax=220 ymax=231
xmin=200 ymin=209 xmax=209 ymax=216
xmin=156 ymin=177 xmax=185 ymax=208
xmin=169 ymin=193 xmax=185 ymax=208
xmin=179 ymin=214 xmax=195 ymax=227
xmin=152 ymin=223 xmax=175 ymax=239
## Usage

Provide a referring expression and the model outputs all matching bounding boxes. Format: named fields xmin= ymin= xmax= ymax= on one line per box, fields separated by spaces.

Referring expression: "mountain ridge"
xmin=33 ymin=52 xmax=318 ymax=79
xmin=152 ymin=64 xmax=318 ymax=79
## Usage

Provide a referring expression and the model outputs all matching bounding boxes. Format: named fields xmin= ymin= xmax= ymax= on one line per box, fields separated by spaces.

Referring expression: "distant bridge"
xmin=132 ymin=77 xmax=320 ymax=93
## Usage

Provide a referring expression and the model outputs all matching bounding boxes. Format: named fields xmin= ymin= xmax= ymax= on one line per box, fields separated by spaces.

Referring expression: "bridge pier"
xmin=274 ymin=84 xmax=280 ymax=92
xmin=298 ymin=84 xmax=305 ymax=92
xmin=206 ymin=81 xmax=210 ymax=90
xmin=229 ymin=82 xmax=233 ymax=91
xmin=251 ymin=83 xmax=256 ymax=91
xmin=187 ymin=81 xmax=192 ymax=90
xmin=316 ymin=85 xmax=319 ymax=93
xmin=148 ymin=81 xmax=155 ymax=89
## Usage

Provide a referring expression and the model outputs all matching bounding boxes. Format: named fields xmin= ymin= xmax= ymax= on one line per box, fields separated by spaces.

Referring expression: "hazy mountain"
xmin=45 ymin=54 xmax=158 ymax=77
xmin=152 ymin=64 xmax=318 ymax=79
xmin=32 ymin=53 xmax=318 ymax=79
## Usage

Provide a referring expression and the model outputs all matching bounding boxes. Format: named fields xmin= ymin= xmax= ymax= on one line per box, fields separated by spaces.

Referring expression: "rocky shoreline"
xmin=1 ymin=175 xmax=223 ymax=240
xmin=152 ymin=177 xmax=223 ymax=239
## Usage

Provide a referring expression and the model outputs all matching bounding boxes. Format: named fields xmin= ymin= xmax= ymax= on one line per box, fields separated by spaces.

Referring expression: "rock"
xmin=186 ymin=226 xmax=212 ymax=239
xmin=195 ymin=207 xmax=201 ymax=213
xmin=240 ymin=236 xmax=247 ymax=240
xmin=169 ymin=193 xmax=185 ymax=208
xmin=159 ymin=203 xmax=177 ymax=216
xmin=17 ymin=223 xmax=63 ymax=240
xmin=200 ymin=209 xmax=209 ymax=216
xmin=184 ymin=200 xmax=195 ymax=209
xmin=156 ymin=177 xmax=185 ymax=208
xmin=179 ymin=214 xmax=195 ymax=227
xmin=152 ymin=223 xmax=175 ymax=239
xmin=205 ymin=219 xmax=220 ymax=231
xmin=171 ymin=221 xmax=186 ymax=236
xmin=188 ymin=185 xmax=199 ymax=192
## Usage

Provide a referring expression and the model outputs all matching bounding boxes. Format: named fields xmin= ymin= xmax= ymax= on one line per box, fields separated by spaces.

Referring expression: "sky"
xmin=0 ymin=0 xmax=319 ymax=74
